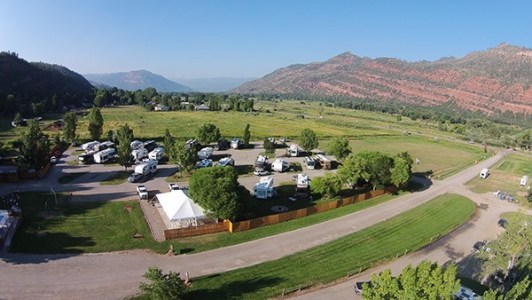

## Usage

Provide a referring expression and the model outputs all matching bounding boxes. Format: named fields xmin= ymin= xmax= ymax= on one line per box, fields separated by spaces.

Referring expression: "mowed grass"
xmin=58 ymin=172 xmax=88 ymax=184
xmin=10 ymin=193 xmax=172 ymax=254
xmin=467 ymin=153 xmax=532 ymax=202
xmin=100 ymin=170 xmax=130 ymax=185
xmin=341 ymin=135 xmax=486 ymax=178
xmin=185 ymin=194 xmax=475 ymax=299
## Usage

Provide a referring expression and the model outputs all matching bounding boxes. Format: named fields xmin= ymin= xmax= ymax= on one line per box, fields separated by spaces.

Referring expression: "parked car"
xmin=472 ymin=241 xmax=490 ymax=253
xmin=354 ymin=281 xmax=371 ymax=294
xmin=136 ymin=185 xmax=148 ymax=199
xmin=455 ymin=285 xmax=482 ymax=300
xmin=168 ymin=183 xmax=180 ymax=191
xmin=253 ymin=169 xmax=269 ymax=176
xmin=196 ymin=159 xmax=212 ymax=168
xmin=128 ymin=173 xmax=143 ymax=183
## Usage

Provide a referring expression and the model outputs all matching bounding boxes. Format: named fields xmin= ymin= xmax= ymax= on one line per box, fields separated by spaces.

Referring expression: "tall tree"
xmin=116 ymin=124 xmax=134 ymax=170
xmin=16 ymin=119 xmax=50 ymax=170
xmin=326 ymin=137 xmax=352 ymax=161
xmin=170 ymin=141 xmax=199 ymax=174
xmin=87 ymin=107 xmax=104 ymax=140
xmin=390 ymin=157 xmax=411 ymax=188
xmin=311 ymin=173 xmax=342 ymax=198
xmin=263 ymin=137 xmax=275 ymax=157
xmin=62 ymin=112 xmax=77 ymax=143
xmin=163 ymin=129 xmax=174 ymax=153
xmin=363 ymin=260 xmax=460 ymax=299
xmin=189 ymin=167 xmax=242 ymax=220
xmin=299 ymin=128 xmax=319 ymax=153
xmin=139 ymin=267 xmax=186 ymax=300
xmin=196 ymin=123 xmax=221 ymax=145
xmin=243 ymin=123 xmax=251 ymax=146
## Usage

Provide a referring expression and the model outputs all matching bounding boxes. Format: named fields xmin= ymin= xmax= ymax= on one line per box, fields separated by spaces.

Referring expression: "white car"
xmin=253 ymin=169 xmax=269 ymax=176
xmin=168 ymin=183 xmax=180 ymax=191
xmin=136 ymin=185 xmax=148 ymax=199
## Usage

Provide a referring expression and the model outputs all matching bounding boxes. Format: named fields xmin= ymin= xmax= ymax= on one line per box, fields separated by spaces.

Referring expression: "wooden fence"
xmin=163 ymin=186 xmax=395 ymax=239
xmin=164 ymin=221 xmax=229 ymax=240
xmin=228 ymin=186 xmax=396 ymax=233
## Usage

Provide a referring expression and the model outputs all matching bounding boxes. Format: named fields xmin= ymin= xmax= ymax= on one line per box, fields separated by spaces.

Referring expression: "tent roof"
xmin=156 ymin=190 xmax=206 ymax=222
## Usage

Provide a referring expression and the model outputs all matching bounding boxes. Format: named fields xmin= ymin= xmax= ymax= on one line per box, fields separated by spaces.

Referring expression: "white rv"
xmin=254 ymin=176 xmax=275 ymax=199
xmin=134 ymin=160 xmax=157 ymax=176
xmin=520 ymin=175 xmax=529 ymax=186
xmin=130 ymin=140 xmax=143 ymax=150
xmin=148 ymin=147 xmax=164 ymax=161
xmin=131 ymin=148 xmax=148 ymax=161
xmin=198 ymin=147 xmax=214 ymax=160
xmin=303 ymin=156 xmax=316 ymax=169
xmin=218 ymin=156 xmax=235 ymax=167
xmin=315 ymin=154 xmax=332 ymax=170
xmin=231 ymin=138 xmax=243 ymax=149
xmin=94 ymin=141 xmax=115 ymax=152
xmin=480 ymin=168 xmax=489 ymax=179
xmin=255 ymin=155 xmax=269 ymax=169
xmin=81 ymin=141 xmax=100 ymax=152
xmin=272 ymin=158 xmax=290 ymax=172
xmin=286 ymin=144 xmax=301 ymax=157
xmin=93 ymin=148 xmax=116 ymax=164
xmin=296 ymin=173 xmax=310 ymax=190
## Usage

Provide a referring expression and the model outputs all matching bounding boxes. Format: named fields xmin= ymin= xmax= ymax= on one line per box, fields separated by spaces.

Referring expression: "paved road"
xmin=0 ymin=152 xmax=504 ymax=299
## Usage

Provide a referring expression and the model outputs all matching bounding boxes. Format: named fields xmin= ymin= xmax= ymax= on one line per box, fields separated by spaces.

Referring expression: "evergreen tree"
xmin=16 ymin=120 xmax=50 ymax=170
xmin=88 ymin=107 xmax=104 ymax=140
xmin=116 ymin=124 xmax=134 ymax=170
xmin=62 ymin=112 xmax=77 ymax=143
xmin=243 ymin=123 xmax=251 ymax=146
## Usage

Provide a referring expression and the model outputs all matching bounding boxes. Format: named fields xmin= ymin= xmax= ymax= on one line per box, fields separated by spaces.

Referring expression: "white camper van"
xmin=134 ymin=160 xmax=157 ymax=176
xmin=148 ymin=147 xmax=164 ymax=161
xmin=198 ymin=147 xmax=214 ymax=160
xmin=271 ymin=158 xmax=290 ymax=172
xmin=93 ymin=148 xmax=116 ymax=164
xmin=254 ymin=176 xmax=275 ymax=199
xmin=81 ymin=141 xmax=100 ymax=152
xmin=480 ymin=168 xmax=489 ymax=179
xmin=286 ymin=144 xmax=301 ymax=157
xmin=131 ymin=148 xmax=148 ymax=161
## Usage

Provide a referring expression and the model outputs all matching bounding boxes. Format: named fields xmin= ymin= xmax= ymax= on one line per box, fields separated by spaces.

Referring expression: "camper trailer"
xmin=78 ymin=152 xmax=95 ymax=164
xmin=286 ymin=144 xmax=301 ymax=157
xmin=135 ymin=160 xmax=157 ymax=176
xmin=81 ymin=141 xmax=100 ymax=152
xmin=198 ymin=147 xmax=214 ymax=160
xmin=254 ymin=176 xmax=275 ymax=199
xmin=130 ymin=140 xmax=144 ymax=150
xmin=271 ymin=158 xmax=290 ymax=172
xmin=303 ymin=156 xmax=316 ymax=169
xmin=131 ymin=148 xmax=148 ymax=162
xmin=93 ymin=148 xmax=116 ymax=164
xmin=521 ymin=175 xmax=529 ymax=186
xmin=148 ymin=147 xmax=164 ymax=161
xmin=480 ymin=168 xmax=489 ymax=179
xmin=315 ymin=154 xmax=331 ymax=170
xmin=255 ymin=155 xmax=269 ymax=169
xmin=294 ymin=173 xmax=311 ymax=199
xmin=231 ymin=138 xmax=243 ymax=149
xmin=218 ymin=156 xmax=235 ymax=167
xmin=94 ymin=141 xmax=115 ymax=152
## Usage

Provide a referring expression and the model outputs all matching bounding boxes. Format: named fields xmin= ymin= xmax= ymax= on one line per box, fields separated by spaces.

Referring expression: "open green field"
xmin=182 ymin=194 xmax=475 ymax=299
xmin=467 ymin=153 xmax=532 ymax=202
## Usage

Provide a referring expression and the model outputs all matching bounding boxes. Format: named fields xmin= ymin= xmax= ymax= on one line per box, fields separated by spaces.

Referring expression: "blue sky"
xmin=1 ymin=0 xmax=531 ymax=79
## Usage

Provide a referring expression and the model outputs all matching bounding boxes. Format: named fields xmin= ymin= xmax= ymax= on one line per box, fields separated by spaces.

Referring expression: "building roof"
xmin=156 ymin=190 xmax=206 ymax=222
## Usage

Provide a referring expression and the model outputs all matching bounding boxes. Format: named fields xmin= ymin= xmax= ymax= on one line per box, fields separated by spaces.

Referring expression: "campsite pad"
xmin=271 ymin=205 xmax=289 ymax=213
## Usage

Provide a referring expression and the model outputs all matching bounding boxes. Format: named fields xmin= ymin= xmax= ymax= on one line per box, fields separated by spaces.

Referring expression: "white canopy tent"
xmin=156 ymin=190 xmax=206 ymax=227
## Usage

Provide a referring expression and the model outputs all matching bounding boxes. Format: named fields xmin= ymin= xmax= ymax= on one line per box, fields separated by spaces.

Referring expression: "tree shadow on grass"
xmin=185 ymin=276 xmax=282 ymax=300
xmin=235 ymin=164 xmax=254 ymax=175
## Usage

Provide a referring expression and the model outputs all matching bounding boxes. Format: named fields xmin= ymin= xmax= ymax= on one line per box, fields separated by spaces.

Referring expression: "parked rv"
xmin=255 ymin=155 xmax=269 ymax=169
xmin=217 ymin=156 xmax=235 ymax=167
xmin=286 ymin=144 xmax=301 ymax=157
xmin=93 ymin=148 xmax=116 ymax=164
xmin=131 ymin=148 xmax=148 ymax=162
xmin=315 ymin=154 xmax=331 ymax=170
xmin=128 ymin=173 xmax=143 ymax=183
xmin=198 ymin=147 xmax=214 ymax=160
xmin=135 ymin=160 xmax=157 ymax=176
xmin=254 ymin=176 xmax=275 ymax=199
xmin=81 ymin=141 xmax=100 ymax=152
xmin=294 ymin=173 xmax=311 ymax=200
xmin=130 ymin=140 xmax=143 ymax=150
xmin=303 ymin=156 xmax=316 ymax=169
xmin=94 ymin=141 xmax=115 ymax=152
xmin=231 ymin=138 xmax=243 ymax=149
xmin=520 ymin=175 xmax=528 ymax=186
xmin=148 ymin=147 xmax=164 ymax=161
xmin=271 ymin=158 xmax=290 ymax=172
xmin=480 ymin=168 xmax=489 ymax=179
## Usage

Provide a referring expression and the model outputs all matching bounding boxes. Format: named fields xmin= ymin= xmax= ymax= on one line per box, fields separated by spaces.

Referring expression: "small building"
xmin=521 ymin=175 xmax=529 ymax=186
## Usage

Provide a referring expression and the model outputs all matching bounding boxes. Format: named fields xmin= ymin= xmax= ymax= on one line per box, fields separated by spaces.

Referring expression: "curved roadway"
xmin=0 ymin=153 xmax=506 ymax=299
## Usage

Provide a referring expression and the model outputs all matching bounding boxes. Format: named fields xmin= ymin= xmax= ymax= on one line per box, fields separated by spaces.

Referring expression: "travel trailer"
xmin=286 ymin=144 xmax=301 ymax=157
xmin=315 ymin=154 xmax=331 ymax=170
xmin=130 ymin=140 xmax=143 ymax=150
xmin=218 ymin=156 xmax=235 ymax=167
xmin=521 ymin=175 xmax=529 ymax=186
xmin=231 ymin=138 xmax=243 ymax=149
xmin=271 ymin=158 xmax=290 ymax=172
xmin=480 ymin=168 xmax=489 ymax=179
xmin=131 ymin=148 xmax=148 ymax=161
xmin=303 ymin=156 xmax=316 ymax=169
xmin=294 ymin=173 xmax=311 ymax=199
xmin=148 ymin=147 xmax=165 ymax=161
xmin=81 ymin=141 xmax=100 ymax=152
xmin=198 ymin=147 xmax=214 ymax=160
xmin=134 ymin=160 xmax=157 ymax=176
xmin=254 ymin=176 xmax=275 ymax=199
xmin=94 ymin=141 xmax=115 ymax=152
xmin=93 ymin=148 xmax=116 ymax=164
xmin=255 ymin=155 xmax=269 ymax=169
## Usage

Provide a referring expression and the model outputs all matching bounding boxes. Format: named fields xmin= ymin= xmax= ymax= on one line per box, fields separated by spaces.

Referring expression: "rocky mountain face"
xmin=235 ymin=44 xmax=532 ymax=115
xmin=84 ymin=70 xmax=193 ymax=93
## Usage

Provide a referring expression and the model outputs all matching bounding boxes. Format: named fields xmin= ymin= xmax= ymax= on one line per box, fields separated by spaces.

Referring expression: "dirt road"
xmin=0 ymin=152 xmax=506 ymax=299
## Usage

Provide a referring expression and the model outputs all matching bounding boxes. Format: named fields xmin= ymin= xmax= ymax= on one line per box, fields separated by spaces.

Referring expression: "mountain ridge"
xmin=234 ymin=44 xmax=532 ymax=115
xmin=84 ymin=70 xmax=193 ymax=92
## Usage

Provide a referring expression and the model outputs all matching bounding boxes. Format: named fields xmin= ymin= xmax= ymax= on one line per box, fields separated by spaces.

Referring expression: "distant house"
xmin=195 ymin=104 xmax=209 ymax=111
xmin=154 ymin=104 xmax=169 ymax=111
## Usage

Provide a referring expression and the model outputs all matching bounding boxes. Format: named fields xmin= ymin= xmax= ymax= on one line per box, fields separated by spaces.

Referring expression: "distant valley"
xmin=84 ymin=70 xmax=193 ymax=93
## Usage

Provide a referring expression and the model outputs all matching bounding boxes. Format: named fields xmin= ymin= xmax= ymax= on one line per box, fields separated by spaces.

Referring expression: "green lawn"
xmin=10 ymin=192 xmax=172 ymax=254
xmin=57 ymin=172 xmax=88 ymax=184
xmin=183 ymin=194 xmax=475 ymax=299
xmin=100 ymin=171 xmax=130 ymax=185
xmin=466 ymin=153 xmax=532 ymax=202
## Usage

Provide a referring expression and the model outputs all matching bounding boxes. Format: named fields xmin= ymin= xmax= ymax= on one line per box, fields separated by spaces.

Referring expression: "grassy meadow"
xmin=466 ymin=152 xmax=532 ymax=202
